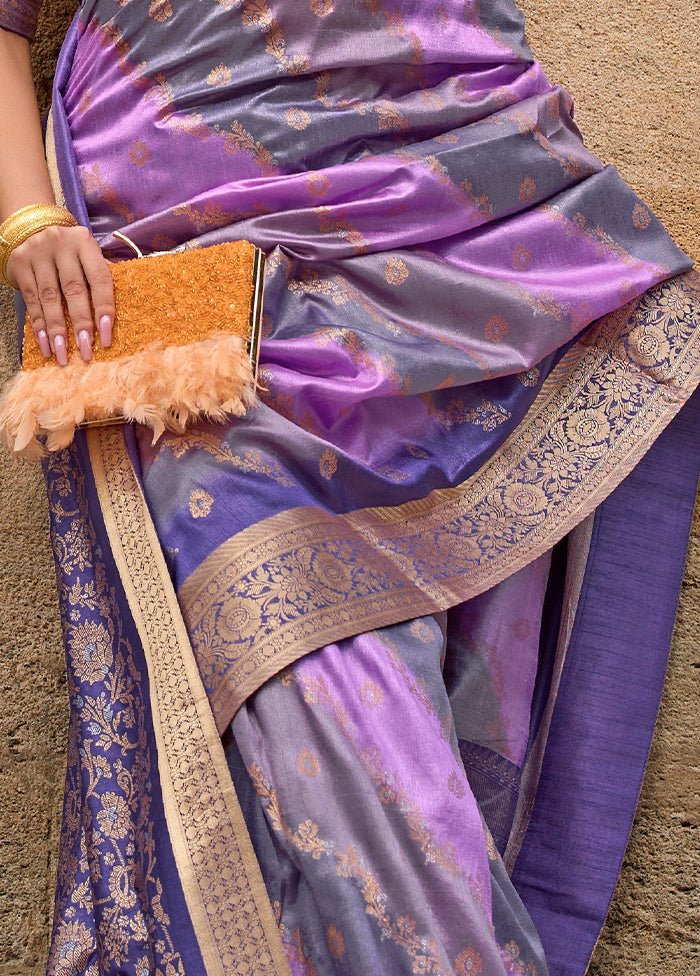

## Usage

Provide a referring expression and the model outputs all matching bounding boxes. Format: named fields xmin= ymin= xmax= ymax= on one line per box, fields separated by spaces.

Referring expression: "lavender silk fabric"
xmin=13 ymin=0 xmax=698 ymax=973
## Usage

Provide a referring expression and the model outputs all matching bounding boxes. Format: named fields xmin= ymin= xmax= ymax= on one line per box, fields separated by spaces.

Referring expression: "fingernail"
xmin=78 ymin=329 xmax=93 ymax=362
xmin=99 ymin=315 xmax=113 ymax=348
xmin=37 ymin=329 xmax=51 ymax=358
xmin=54 ymin=334 xmax=68 ymax=367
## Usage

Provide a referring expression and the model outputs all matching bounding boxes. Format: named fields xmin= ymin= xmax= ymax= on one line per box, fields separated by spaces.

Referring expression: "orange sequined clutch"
xmin=0 ymin=240 xmax=265 ymax=458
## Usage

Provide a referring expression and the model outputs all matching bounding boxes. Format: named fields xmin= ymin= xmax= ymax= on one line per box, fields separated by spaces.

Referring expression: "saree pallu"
xmin=2 ymin=0 xmax=699 ymax=973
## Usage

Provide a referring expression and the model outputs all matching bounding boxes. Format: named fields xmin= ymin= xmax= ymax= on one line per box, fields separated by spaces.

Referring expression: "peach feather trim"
xmin=0 ymin=332 xmax=256 ymax=459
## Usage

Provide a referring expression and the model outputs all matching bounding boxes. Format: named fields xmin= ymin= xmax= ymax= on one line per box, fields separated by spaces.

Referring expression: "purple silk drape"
xmin=2 ymin=0 xmax=698 ymax=972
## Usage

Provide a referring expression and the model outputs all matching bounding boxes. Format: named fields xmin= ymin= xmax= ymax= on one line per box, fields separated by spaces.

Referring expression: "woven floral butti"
xmin=0 ymin=240 xmax=265 ymax=457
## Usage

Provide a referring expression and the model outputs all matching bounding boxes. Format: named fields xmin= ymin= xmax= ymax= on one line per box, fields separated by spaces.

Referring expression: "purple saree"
xmin=2 ymin=0 xmax=700 ymax=974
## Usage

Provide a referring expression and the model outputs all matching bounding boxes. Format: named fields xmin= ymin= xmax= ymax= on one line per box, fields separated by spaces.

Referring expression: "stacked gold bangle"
xmin=0 ymin=204 xmax=79 ymax=288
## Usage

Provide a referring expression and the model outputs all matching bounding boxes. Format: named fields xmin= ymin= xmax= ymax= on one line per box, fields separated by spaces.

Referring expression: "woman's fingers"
xmin=79 ymin=232 xmax=114 ymax=348
xmin=57 ymin=253 xmax=96 ymax=361
xmin=6 ymin=223 xmax=114 ymax=364
xmin=12 ymin=251 xmax=70 ymax=364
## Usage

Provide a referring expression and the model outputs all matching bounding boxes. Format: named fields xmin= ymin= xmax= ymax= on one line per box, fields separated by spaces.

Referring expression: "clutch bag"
xmin=0 ymin=239 xmax=265 ymax=458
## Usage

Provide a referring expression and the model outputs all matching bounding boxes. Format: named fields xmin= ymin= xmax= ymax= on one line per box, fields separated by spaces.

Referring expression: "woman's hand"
xmin=1 ymin=27 xmax=114 ymax=365
xmin=6 ymin=223 xmax=114 ymax=364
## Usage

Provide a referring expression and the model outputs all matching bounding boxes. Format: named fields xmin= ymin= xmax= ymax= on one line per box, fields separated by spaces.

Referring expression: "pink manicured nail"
xmin=99 ymin=315 xmax=113 ymax=348
xmin=54 ymin=334 xmax=68 ymax=367
xmin=78 ymin=329 xmax=93 ymax=362
xmin=37 ymin=329 xmax=51 ymax=358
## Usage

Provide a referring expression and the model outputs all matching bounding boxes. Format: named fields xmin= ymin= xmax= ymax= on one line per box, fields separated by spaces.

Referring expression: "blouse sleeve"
xmin=0 ymin=0 xmax=44 ymax=40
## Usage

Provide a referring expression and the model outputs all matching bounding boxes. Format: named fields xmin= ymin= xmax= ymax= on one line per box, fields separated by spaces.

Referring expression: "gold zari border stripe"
xmin=88 ymin=427 xmax=291 ymax=976
xmin=178 ymin=272 xmax=700 ymax=733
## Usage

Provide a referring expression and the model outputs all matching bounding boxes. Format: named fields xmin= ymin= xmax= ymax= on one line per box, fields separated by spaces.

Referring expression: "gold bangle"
xmin=0 ymin=203 xmax=79 ymax=288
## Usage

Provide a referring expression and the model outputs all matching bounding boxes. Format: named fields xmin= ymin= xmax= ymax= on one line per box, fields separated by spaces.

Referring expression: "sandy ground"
xmin=0 ymin=0 xmax=698 ymax=972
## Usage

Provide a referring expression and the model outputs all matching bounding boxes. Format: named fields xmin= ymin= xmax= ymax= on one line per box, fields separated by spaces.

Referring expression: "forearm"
xmin=0 ymin=26 xmax=55 ymax=219
xmin=0 ymin=25 xmax=113 ymax=361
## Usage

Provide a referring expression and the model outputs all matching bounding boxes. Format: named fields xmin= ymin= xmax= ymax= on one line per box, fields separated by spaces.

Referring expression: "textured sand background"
xmin=0 ymin=1 xmax=698 ymax=973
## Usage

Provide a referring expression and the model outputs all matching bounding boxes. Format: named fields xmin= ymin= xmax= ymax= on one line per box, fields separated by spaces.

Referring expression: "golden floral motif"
xmin=108 ymin=864 xmax=138 ymax=910
xmin=295 ymin=672 xmax=463 ymax=879
xmin=312 ymin=551 xmax=352 ymax=592
xmin=80 ymin=163 xmax=142 ymax=224
xmin=501 ymin=482 xmax=548 ymax=523
xmin=148 ymin=0 xmax=172 ymax=21
xmin=519 ymin=176 xmax=536 ymax=203
xmin=296 ymin=749 xmax=321 ymax=777
xmin=632 ymin=202 xmax=651 ymax=230
xmin=500 ymin=940 xmax=533 ymax=975
xmin=242 ymin=0 xmax=273 ymax=29
xmin=512 ymin=244 xmax=532 ymax=271
xmin=314 ymin=205 xmax=368 ymax=255
xmin=326 ymin=925 xmax=345 ymax=958
xmin=250 ymin=763 xmax=448 ymax=972
xmin=359 ymin=680 xmax=384 ymax=708
xmin=424 ymin=396 xmax=511 ymax=432
xmin=160 ymin=431 xmax=295 ymax=486
xmin=409 ymin=619 xmax=435 ymax=644
xmin=306 ymin=172 xmax=331 ymax=197
xmin=458 ymin=178 xmax=494 ymax=223
xmin=406 ymin=444 xmax=429 ymax=459
xmin=189 ymin=488 xmax=214 ymax=518
xmin=278 ymin=921 xmax=318 ymax=975
xmin=314 ymin=327 xmax=407 ymax=393
xmin=68 ymin=620 xmax=114 ymax=684
xmin=286 ymin=107 xmax=311 ymax=130
xmin=214 ymin=601 xmax=264 ymax=645
xmin=493 ymin=86 xmax=519 ymax=108
xmin=484 ymin=314 xmax=509 ymax=343
xmin=619 ymin=280 xmax=639 ymax=305
xmin=652 ymin=285 xmax=695 ymax=324
xmin=223 ymin=120 xmax=278 ymax=175
xmin=546 ymin=205 xmax=660 ymax=276
xmin=547 ymin=92 xmax=561 ymax=122
xmin=172 ymin=201 xmax=232 ymax=232
xmin=96 ymin=792 xmax=132 ymax=841
xmin=242 ymin=0 xmax=309 ymax=74
xmin=456 ymin=946 xmax=484 ymax=975
xmin=319 ymin=448 xmax=338 ymax=480
xmin=517 ymin=367 xmax=539 ymax=387
xmin=207 ymin=63 xmax=232 ymax=86
xmin=150 ymin=232 xmax=177 ymax=251
xmin=95 ymin=22 xmax=150 ymax=95
xmin=447 ymin=771 xmax=466 ymax=799
xmin=334 ymin=846 xmax=447 ymax=972
xmin=310 ymin=0 xmax=334 ymax=16
xmin=625 ymin=324 xmax=672 ymax=373
xmin=384 ymin=256 xmax=409 ymax=285
xmin=78 ymin=88 xmax=91 ymax=113
xmin=375 ymin=101 xmax=409 ymax=131
xmin=562 ymin=410 xmax=607 ymax=449
xmin=288 ymin=268 xmax=408 ymax=348
xmin=375 ymin=463 xmax=412 ymax=484
xmin=128 ymin=139 xmax=151 ymax=168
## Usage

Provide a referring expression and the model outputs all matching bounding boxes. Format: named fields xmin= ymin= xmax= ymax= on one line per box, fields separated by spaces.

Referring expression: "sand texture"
xmin=0 ymin=0 xmax=698 ymax=972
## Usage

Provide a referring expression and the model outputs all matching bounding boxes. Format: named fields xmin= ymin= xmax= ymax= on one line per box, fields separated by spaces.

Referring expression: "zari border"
xmin=87 ymin=426 xmax=292 ymax=976
xmin=178 ymin=272 xmax=700 ymax=732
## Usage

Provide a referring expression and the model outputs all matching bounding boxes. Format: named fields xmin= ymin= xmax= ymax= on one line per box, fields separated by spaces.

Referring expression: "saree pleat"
xmin=512 ymin=386 xmax=700 ymax=976
xmin=2 ymin=0 xmax=698 ymax=972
